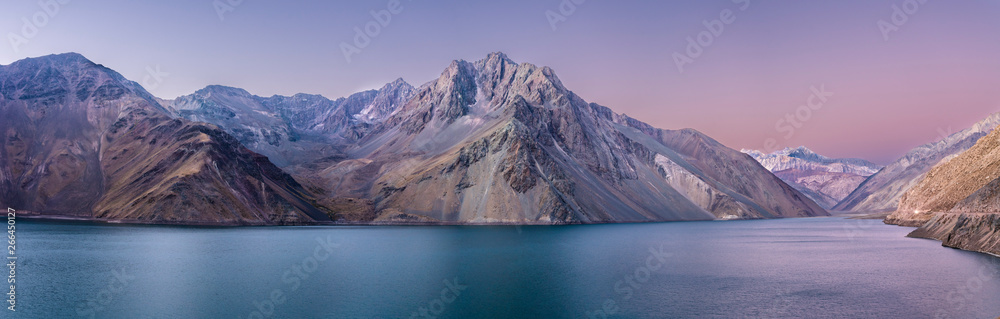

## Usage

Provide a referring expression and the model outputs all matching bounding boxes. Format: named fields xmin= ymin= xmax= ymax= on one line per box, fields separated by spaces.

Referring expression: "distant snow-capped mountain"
xmin=743 ymin=147 xmax=883 ymax=209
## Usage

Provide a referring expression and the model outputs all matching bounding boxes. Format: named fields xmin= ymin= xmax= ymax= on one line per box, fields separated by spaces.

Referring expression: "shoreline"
xmin=14 ymin=213 xmax=834 ymax=228
xmin=904 ymin=212 xmax=1000 ymax=258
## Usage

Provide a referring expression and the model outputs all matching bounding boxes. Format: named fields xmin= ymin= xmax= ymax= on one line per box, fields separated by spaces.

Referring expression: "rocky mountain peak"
xmin=466 ymin=53 xmax=570 ymax=110
xmin=419 ymin=60 xmax=477 ymax=123
xmin=196 ymin=85 xmax=254 ymax=98
xmin=0 ymin=52 xmax=163 ymax=114
xmin=356 ymin=78 xmax=414 ymax=123
xmin=782 ymin=146 xmax=818 ymax=157
xmin=475 ymin=52 xmax=517 ymax=75
xmin=386 ymin=77 xmax=410 ymax=88
xmin=3 ymin=52 xmax=93 ymax=70
xmin=377 ymin=77 xmax=414 ymax=100
xmin=437 ymin=60 xmax=478 ymax=88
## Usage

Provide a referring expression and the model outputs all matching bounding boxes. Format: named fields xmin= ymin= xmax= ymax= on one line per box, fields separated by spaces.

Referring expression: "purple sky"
xmin=2 ymin=0 xmax=999 ymax=164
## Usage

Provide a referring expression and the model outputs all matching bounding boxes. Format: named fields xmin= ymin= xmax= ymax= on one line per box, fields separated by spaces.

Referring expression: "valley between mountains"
xmin=746 ymin=114 xmax=1000 ymax=256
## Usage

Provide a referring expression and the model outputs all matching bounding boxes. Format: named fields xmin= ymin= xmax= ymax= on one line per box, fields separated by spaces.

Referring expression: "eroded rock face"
xmin=908 ymin=213 xmax=1000 ymax=256
xmin=0 ymin=53 xmax=330 ymax=225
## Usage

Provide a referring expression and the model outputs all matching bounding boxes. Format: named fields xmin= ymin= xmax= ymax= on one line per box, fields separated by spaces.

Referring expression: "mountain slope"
xmin=170 ymin=80 xmax=415 ymax=167
xmin=0 ymin=53 xmax=331 ymax=225
xmin=886 ymin=126 xmax=1000 ymax=225
xmin=885 ymin=126 xmax=1000 ymax=255
xmin=743 ymin=147 xmax=882 ymax=209
xmin=293 ymin=52 xmax=828 ymax=223
xmin=170 ymin=85 xmax=300 ymax=166
xmin=835 ymin=113 xmax=1000 ymax=213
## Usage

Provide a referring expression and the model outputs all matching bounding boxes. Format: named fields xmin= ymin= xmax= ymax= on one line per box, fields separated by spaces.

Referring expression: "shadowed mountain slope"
xmin=0 ymin=53 xmax=331 ymax=225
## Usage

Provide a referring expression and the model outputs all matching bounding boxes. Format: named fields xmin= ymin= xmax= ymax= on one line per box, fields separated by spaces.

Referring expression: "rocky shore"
xmin=906 ymin=212 xmax=1000 ymax=257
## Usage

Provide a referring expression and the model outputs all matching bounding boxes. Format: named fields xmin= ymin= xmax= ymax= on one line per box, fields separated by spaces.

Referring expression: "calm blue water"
xmin=12 ymin=217 xmax=1000 ymax=318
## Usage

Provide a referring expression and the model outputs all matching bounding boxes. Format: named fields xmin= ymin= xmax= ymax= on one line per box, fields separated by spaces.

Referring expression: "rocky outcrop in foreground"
xmin=908 ymin=213 xmax=1000 ymax=256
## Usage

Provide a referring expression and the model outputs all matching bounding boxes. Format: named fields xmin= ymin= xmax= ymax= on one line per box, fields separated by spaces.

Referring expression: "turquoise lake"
xmin=13 ymin=217 xmax=1000 ymax=318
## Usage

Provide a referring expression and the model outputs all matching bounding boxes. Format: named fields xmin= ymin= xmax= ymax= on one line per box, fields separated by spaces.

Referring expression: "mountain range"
xmin=743 ymin=147 xmax=882 ymax=209
xmin=0 ymin=52 xmax=828 ymax=225
xmin=0 ymin=53 xmax=330 ymax=225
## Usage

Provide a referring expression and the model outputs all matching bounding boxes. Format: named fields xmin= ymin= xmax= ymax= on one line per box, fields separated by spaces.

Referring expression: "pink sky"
xmin=2 ymin=0 xmax=999 ymax=164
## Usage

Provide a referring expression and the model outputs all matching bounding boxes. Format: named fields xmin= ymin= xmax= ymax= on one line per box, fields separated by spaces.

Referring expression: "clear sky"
xmin=2 ymin=0 xmax=999 ymax=164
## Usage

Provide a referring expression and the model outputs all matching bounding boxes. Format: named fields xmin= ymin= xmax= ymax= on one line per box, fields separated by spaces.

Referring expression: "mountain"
xmin=169 ymin=85 xmax=300 ymax=166
xmin=743 ymin=147 xmax=882 ymax=209
xmin=885 ymin=126 xmax=1000 ymax=255
xmin=1 ymin=52 xmax=827 ymax=225
xmin=743 ymin=147 xmax=882 ymax=176
xmin=271 ymin=52 xmax=828 ymax=223
xmin=834 ymin=113 xmax=1000 ymax=213
xmin=167 ymin=79 xmax=415 ymax=167
xmin=0 ymin=53 xmax=331 ymax=225
xmin=353 ymin=78 xmax=415 ymax=124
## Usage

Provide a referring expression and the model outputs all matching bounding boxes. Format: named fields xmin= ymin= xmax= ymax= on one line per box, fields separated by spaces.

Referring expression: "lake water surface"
xmin=15 ymin=217 xmax=1000 ymax=318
